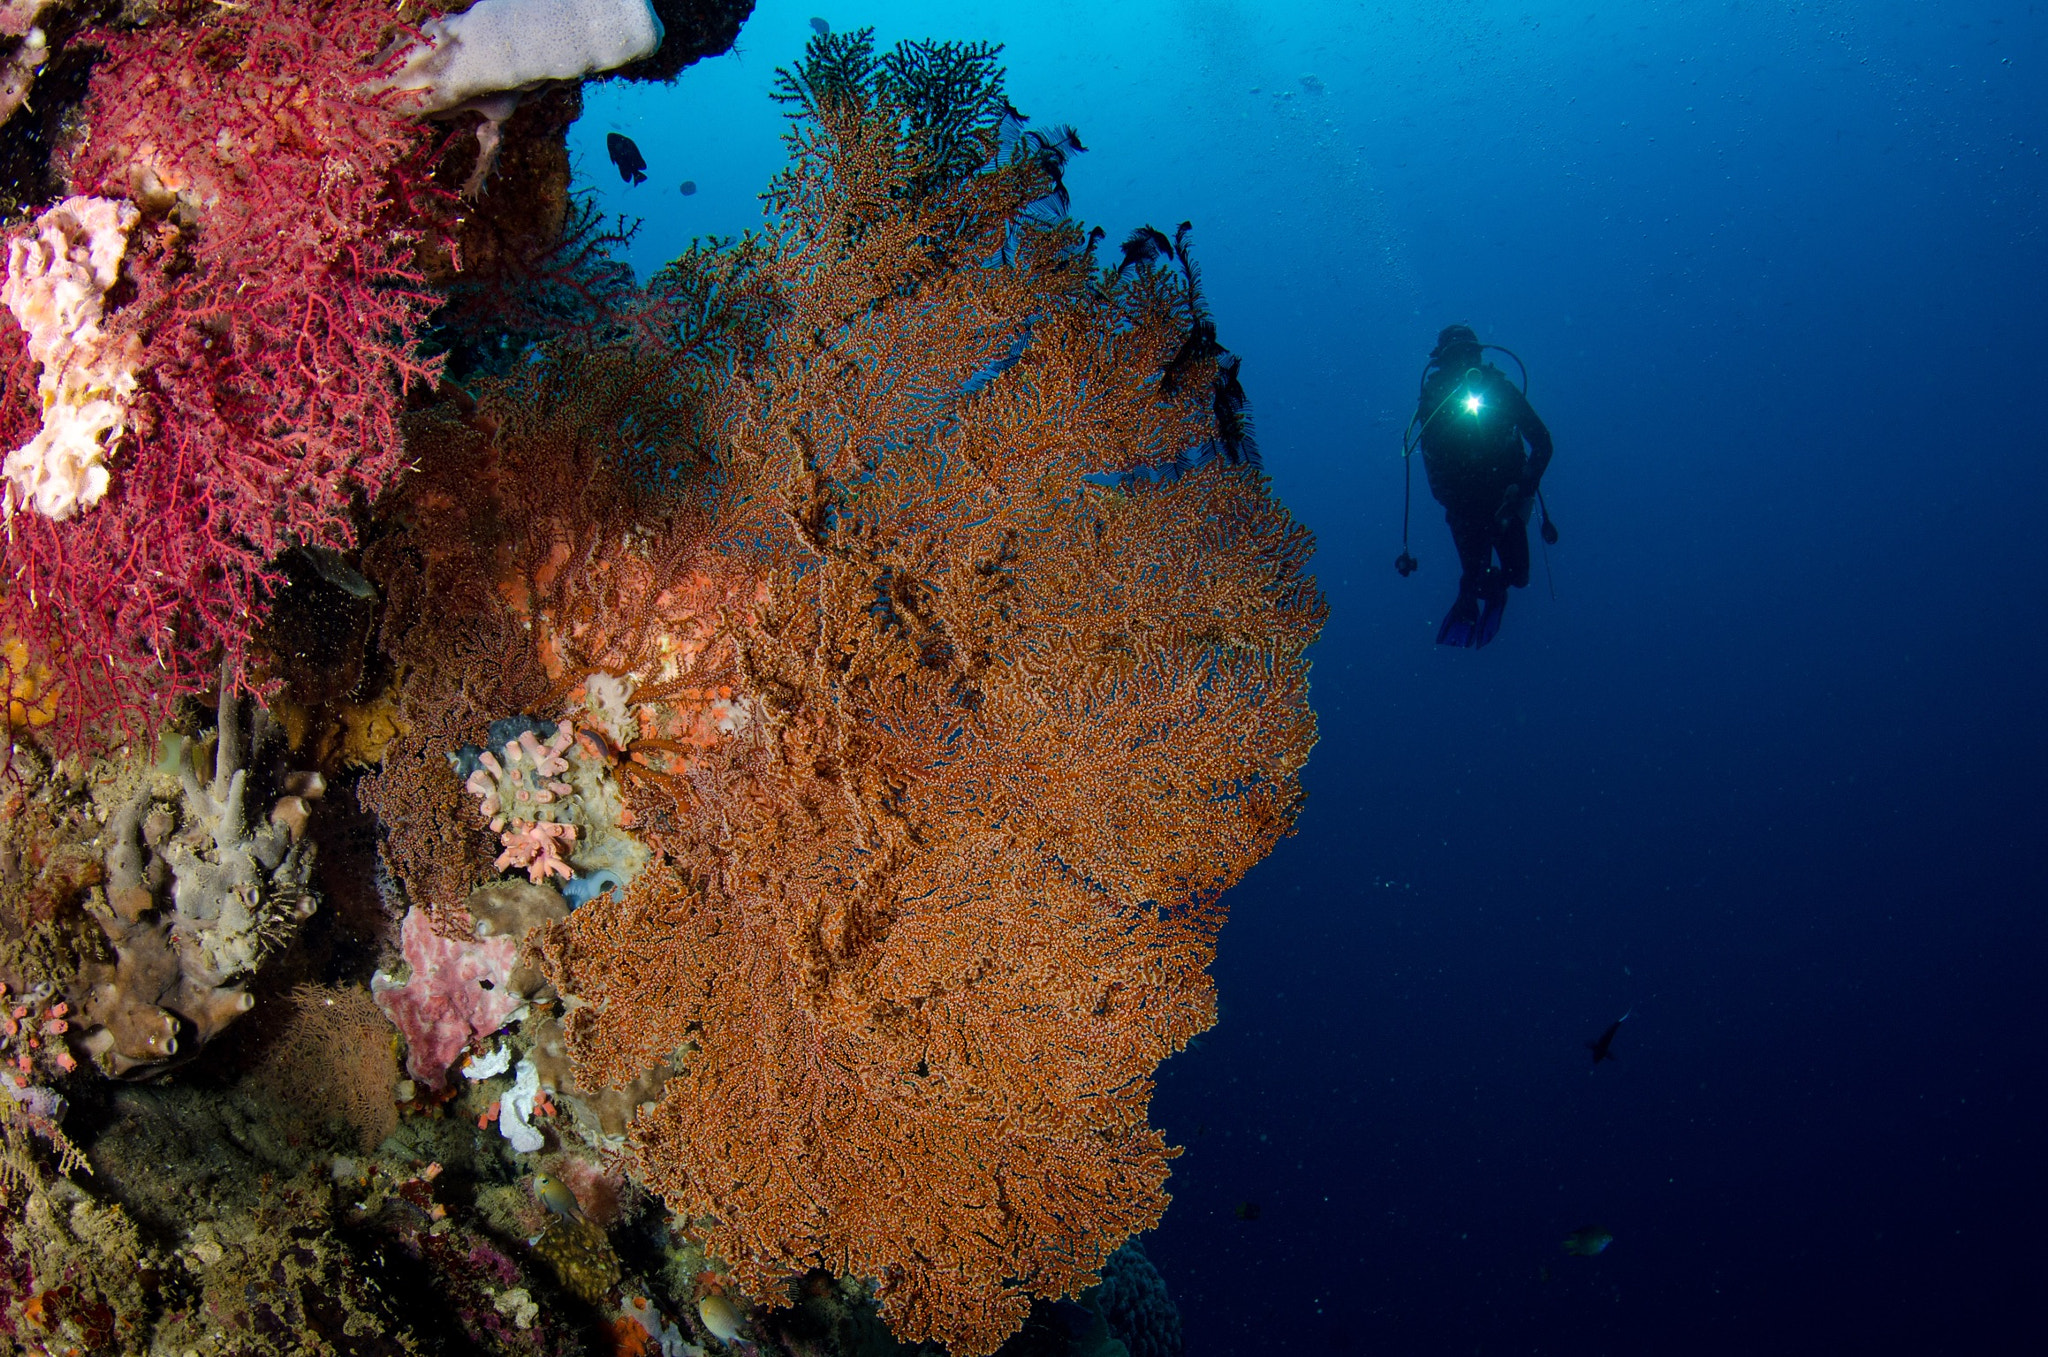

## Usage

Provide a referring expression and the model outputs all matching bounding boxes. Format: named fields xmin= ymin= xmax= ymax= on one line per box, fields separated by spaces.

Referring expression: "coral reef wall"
xmin=0 ymin=11 xmax=1306 ymax=1357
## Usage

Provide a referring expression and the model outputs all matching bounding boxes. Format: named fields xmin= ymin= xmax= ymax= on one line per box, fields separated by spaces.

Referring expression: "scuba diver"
xmin=1396 ymin=324 xmax=1556 ymax=647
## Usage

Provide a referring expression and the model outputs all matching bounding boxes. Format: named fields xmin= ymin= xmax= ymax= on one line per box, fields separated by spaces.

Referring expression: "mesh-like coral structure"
xmin=0 ymin=0 xmax=445 ymax=751
xmin=252 ymin=984 xmax=400 ymax=1154
xmin=367 ymin=31 xmax=1322 ymax=1355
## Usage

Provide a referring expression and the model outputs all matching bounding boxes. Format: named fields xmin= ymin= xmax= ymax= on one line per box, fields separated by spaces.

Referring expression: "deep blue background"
xmin=571 ymin=2 xmax=2048 ymax=1350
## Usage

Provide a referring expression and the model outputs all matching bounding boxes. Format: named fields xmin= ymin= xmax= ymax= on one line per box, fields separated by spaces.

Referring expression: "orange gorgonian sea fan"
xmin=366 ymin=29 xmax=1323 ymax=1354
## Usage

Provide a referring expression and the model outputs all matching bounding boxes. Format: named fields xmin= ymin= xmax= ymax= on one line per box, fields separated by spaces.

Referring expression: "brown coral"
xmin=251 ymin=984 xmax=399 ymax=1154
xmin=365 ymin=31 xmax=1321 ymax=1356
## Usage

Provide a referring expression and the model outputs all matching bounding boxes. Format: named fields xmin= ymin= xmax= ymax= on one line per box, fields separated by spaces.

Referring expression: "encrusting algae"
xmin=0 ymin=5 xmax=1312 ymax=1356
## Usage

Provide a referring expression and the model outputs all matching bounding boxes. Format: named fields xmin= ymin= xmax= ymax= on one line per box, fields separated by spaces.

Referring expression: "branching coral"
xmin=0 ymin=0 xmax=447 ymax=752
xmin=252 ymin=984 xmax=401 ymax=1154
xmin=464 ymin=720 xmax=579 ymax=882
xmin=368 ymin=29 xmax=1322 ymax=1355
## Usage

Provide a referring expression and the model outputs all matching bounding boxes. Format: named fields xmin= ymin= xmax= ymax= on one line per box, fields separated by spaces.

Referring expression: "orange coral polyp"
xmin=2 ymin=635 xmax=58 ymax=731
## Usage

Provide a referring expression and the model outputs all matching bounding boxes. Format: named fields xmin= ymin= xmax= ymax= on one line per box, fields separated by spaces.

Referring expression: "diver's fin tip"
xmin=1436 ymin=596 xmax=1482 ymax=647
xmin=1475 ymin=597 xmax=1507 ymax=647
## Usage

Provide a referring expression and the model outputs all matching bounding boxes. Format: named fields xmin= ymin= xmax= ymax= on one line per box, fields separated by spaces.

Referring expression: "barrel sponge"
xmin=386 ymin=0 xmax=665 ymax=113
xmin=1 ymin=195 xmax=145 ymax=521
xmin=76 ymin=678 xmax=324 ymax=1076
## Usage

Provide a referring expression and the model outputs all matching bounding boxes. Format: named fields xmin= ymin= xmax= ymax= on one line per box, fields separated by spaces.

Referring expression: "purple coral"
xmin=372 ymin=908 xmax=521 ymax=1091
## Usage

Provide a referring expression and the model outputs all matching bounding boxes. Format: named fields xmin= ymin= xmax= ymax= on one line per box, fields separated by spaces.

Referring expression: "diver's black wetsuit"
xmin=1416 ymin=359 xmax=1552 ymax=646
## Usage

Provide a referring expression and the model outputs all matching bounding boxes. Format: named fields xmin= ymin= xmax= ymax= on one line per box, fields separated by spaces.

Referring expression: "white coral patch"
xmin=577 ymin=671 xmax=638 ymax=749
xmin=499 ymin=1057 xmax=545 ymax=1154
xmin=382 ymin=0 xmax=665 ymax=113
xmin=463 ymin=1043 xmax=514 ymax=1080
xmin=2 ymin=195 xmax=144 ymax=521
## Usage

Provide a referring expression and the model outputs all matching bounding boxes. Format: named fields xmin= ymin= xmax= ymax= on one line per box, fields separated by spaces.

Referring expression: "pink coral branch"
xmin=0 ymin=0 xmax=452 ymax=753
xmin=494 ymin=819 xmax=577 ymax=883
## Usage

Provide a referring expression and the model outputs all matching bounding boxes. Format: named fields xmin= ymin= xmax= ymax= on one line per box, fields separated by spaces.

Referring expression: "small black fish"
xmin=1587 ymin=1009 xmax=1631 ymax=1067
xmin=678 ymin=180 xmax=697 ymax=196
xmin=810 ymin=16 xmax=830 ymax=36
xmin=1234 ymin=1200 xmax=1261 ymax=1221
xmin=606 ymin=132 xmax=647 ymax=186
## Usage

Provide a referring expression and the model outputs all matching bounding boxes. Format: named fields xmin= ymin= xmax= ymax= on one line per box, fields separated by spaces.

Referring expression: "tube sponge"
xmin=385 ymin=0 xmax=664 ymax=113
xmin=1 ymin=195 xmax=144 ymax=521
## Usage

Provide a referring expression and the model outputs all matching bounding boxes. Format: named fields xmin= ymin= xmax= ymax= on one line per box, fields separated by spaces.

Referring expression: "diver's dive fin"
xmin=1475 ymin=589 xmax=1508 ymax=647
xmin=1436 ymin=595 xmax=1481 ymax=648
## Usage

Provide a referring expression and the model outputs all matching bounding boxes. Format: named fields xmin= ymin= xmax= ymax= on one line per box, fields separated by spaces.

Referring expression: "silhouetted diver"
xmin=1587 ymin=1009 xmax=1630 ymax=1067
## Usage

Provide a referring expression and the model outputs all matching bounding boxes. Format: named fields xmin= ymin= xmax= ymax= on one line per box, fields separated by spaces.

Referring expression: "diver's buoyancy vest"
xmin=1417 ymin=364 xmax=1526 ymax=509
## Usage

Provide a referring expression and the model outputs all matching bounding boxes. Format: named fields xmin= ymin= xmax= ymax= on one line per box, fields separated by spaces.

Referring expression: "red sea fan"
xmin=0 ymin=0 xmax=445 ymax=751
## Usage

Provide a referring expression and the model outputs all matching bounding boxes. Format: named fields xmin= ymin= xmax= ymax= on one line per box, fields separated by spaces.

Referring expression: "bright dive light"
xmin=1462 ymin=392 xmax=1484 ymax=415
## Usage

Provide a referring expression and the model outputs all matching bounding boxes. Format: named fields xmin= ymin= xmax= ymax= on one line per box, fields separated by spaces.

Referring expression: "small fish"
xmin=606 ymin=132 xmax=648 ymax=186
xmin=1587 ymin=1008 xmax=1631 ymax=1067
xmin=290 ymin=544 xmax=374 ymax=599
xmin=532 ymin=1170 xmax=585 ymax=1221
xmin=1233 ymin=1200 xmax=1261 ymax=1221
xmin=809 ymin=16 xmax=830 ymax=36
xmin=698 ymin=1292 xmax=743 ymax=1342
xmin=678 ymin=179 xmax=697 ymax=196
xmin=1563 ymin=1225 xmax=1614 ymax=1257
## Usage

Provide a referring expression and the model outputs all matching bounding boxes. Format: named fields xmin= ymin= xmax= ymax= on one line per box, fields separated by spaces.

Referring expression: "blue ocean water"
xmin=571 ymin=3 xmax=2048 ymax=1350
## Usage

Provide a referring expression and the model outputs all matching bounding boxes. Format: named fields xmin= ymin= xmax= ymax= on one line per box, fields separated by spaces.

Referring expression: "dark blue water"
xmin=573 ymin=3 xmax=2048 ymax=1350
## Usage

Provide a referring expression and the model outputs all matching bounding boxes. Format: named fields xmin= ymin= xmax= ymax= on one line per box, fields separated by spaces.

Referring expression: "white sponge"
xmin=2 ymin=196 xmax=144 ymax=522
xmin=387 ymin=0 xmax=665 ymax=113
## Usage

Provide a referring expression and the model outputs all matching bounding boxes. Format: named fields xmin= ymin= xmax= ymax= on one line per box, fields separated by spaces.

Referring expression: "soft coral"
xmin=0 ymin=0 xmax=447 ymax=751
